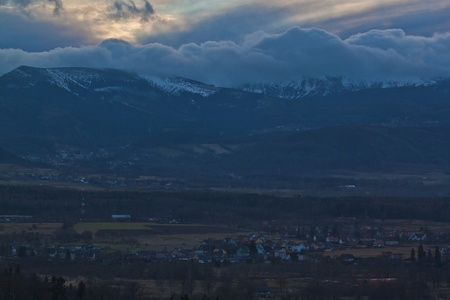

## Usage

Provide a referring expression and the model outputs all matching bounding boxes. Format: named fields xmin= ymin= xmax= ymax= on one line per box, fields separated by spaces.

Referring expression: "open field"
xmin=330 ymin=245 xmax=416 ymax=259
xmin=363 ymin=218 xmax=450 ymax=232
xmin=74 ymin=222 xmax=244 ymax=235
xmin=0 ymin=179 xmax=103 ymax=191
xmin=387 ymin=219 xmax=450 ymax=232
xmin=74 ymin=222 xmax=155 ymax=232
xmin=134 ymin=231 xmax=253 ymax=250
xmin=92 ymin=232 xmax=251 ymax=251
xmin=210 ymin=187 xmax=305 ymax=196
xmin=73 ymin=222 xmax=250 ymax=250
xmin=0 ymin=222 xmax=62 ymax=235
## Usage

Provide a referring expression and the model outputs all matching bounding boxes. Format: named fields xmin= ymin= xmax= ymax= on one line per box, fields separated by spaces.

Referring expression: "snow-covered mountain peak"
xmin=240 ymin=77 xmax=440 ymax=99
xmin=1 ymin=66 xmax=446 ymax=102
xmin=240 ymin=77 xmax=347 ymax=99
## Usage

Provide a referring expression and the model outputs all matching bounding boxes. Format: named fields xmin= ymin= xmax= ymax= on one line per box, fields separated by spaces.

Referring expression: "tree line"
xmin=1 ymin=185 xmax=450 ymax=226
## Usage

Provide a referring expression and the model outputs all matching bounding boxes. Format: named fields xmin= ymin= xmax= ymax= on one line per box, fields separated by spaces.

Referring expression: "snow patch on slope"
xmin=144 ymin=76 xmax=217 ymax=97
xmin=45 ymin=68 xmax=105 ymax=92
xmin=42 ymin=68 xmax=145 ymax=96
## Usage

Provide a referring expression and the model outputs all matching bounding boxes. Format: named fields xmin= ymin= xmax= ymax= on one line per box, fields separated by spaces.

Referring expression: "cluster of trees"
xmin=0 ymin=265 xmax=145 ymax=300
xmin=410 ymin=245 xmax=443 ymax=267
xmin=2 ymin=248 xmax=450 ymax=299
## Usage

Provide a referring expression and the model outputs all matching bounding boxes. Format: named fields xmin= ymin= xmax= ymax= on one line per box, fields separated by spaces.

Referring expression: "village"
xmin=1 ymin=186 xmax=450 ymax=299
xmin=3 ymin=218 xmax=449 ymax=266
xmin=1 ymin=218 xmax=449 ymax=299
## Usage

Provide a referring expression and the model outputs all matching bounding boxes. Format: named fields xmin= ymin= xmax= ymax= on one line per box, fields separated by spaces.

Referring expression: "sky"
xmin=1 ymin=0 xmax=450 ymax=86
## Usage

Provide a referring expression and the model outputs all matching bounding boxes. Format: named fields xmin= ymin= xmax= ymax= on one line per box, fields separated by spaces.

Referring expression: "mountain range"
xmin=1 ymin=66 xmax=450 ymax=190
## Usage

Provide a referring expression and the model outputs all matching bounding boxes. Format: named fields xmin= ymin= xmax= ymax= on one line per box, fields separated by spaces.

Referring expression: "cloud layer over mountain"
xmin=1 ymin=27 xmax=450 ymax=87
xmin=2 ymin=0 xmax=450 ymax=51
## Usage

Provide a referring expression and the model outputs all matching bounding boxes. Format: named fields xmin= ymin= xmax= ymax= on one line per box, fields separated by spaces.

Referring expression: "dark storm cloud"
xmin=111 ymin=0 xmax=155 ymax=22
xmin=2 ymin=27 xmax=450 ymax=87
xmin=140 ymin=4 xmax=290 ymax=47
xmin=0 ymin=0 xmax=33 ymax=8
xmin=0 ymin=0 xmax=63 ymax=14
xmin=310 ymin=2 xmax=450 ymax=39
xmin=140 ymin=1 xmax=450 ymax=48
xmin=47 ymin=0 xmax=62 ymax=15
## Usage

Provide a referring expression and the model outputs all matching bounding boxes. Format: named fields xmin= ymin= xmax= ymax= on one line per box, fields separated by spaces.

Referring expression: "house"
xmin=238 ymin=235 xmax=250 ymax=244
xmin=274 ymin=233 xmax=283 ymax=240
xmin=326 ymin=236 xmax=340 ymax=244
xmin=253 ymin=237 xmax=265 ymax=244
xmin=46 ymin=246 xmax=58 ymax=259
xmin=409 ymin=233 xmax=427 ymax=242
xmin=223 ymin=237 xmax=237 ymax=246
xmin=155 ymin=251 xmax=170 ymax=262
xmin=0 ymin=215 xmax=32 ymax=222
xmin=349 ymin=241 xmax=359 ymax=248
xmin=385 ymin=236 xmax=399 ymax=246
xmin=356 ymin=241 xmax=369 ymax=249
xmin=84 ymin=248 xmax=97 ymax=261
xmin=441 ymin=246 xmax=450 ymax=255
xmin=249 ymin=234 xmax=259 ymax=241
xmin=422 ymin=245 xmax=431 ymax=254
xmin=237 ymin=246 xmax=250 ymax=257
xmin=339 ymin=237 xmax=349 ymax=245
xmin=216 ymin=243 xmax=237 ymax=255
xmin=433 ymin=231 xmax=444 ymax=241
xmin=360 ymin=232 xmax=376 ymax=242
xmin=274 ymin=248 xmax=289 ymax=260
xmin=170 ymin=248 xmax=185 ymax=260
xmin=288 ymin=242 xmax=308 ymax=253
xmin=213 ymin=248 xmax=227 ymax=256
xmin=309 ymin=242 xmax=324 ymax=251
xmin=199 ymin=244 xmax=214 ymax=254
xmin=138 ymin=250 xmax=156 ymax=262
xmin=256 ymin=244 xmax=266 ymax=254
xmin=197 ymin=254 xmax=212 ymax=264
xmin=263 ymin=239 xmax=276 ymax=248
xmin=347 ymin=235 xmax=359 ymax=243
xmin=373 ymin=240 xmax=385 ymax=248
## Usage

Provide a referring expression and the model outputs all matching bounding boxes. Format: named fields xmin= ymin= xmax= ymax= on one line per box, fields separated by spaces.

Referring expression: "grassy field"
xmin=330 ymin=245 xmax=416 ymax=259
xmin=73 ymin=222 xmax=249 ymax=250
xmin=0 ymin=178 xmax=104 ymax=191
xmin=0 ymin=221 xmax=249 ymax=251
xmin=74 ymin=222 xmax=155 ymax=232
xmin=74 ymin=222 xmax=244 ymax=234
xmin=362 ymin=218 xmax=450 ymax=233
xmin=0 ymin=222 xmax=62 ymax=235
xmin=210 ymin=187 xmax=304 ymax=196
